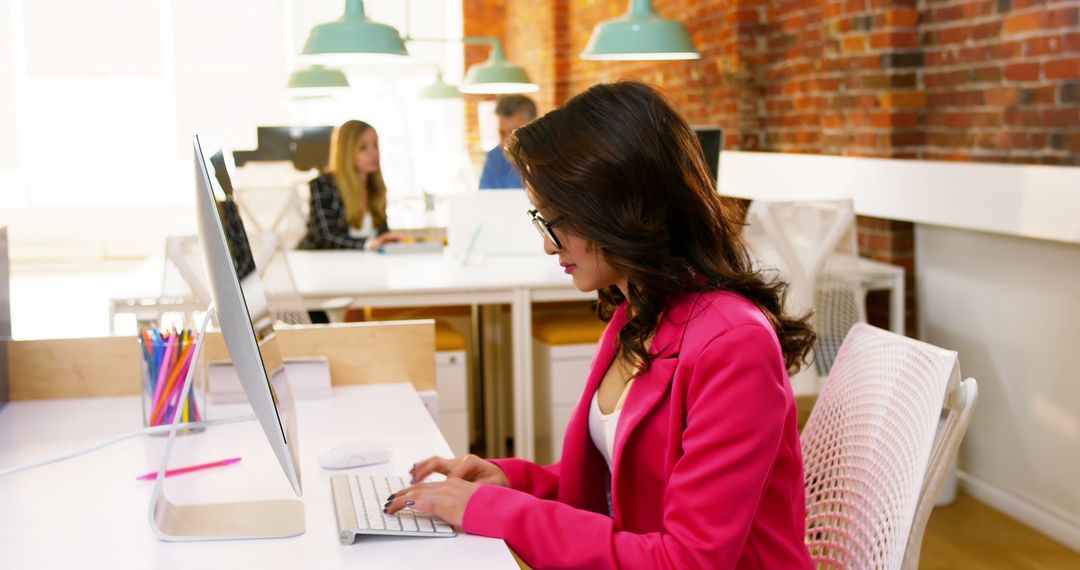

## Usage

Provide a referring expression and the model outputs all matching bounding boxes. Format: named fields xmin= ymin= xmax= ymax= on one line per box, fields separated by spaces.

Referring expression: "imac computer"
xmin=148 ymin=135 xmax=304 ymax=541
xmin=232 ymin=126 xmax=334 ymax=172
xmin=693 ymin=126 xmax=724 ymax=187
xmin=447 ymin=190 xmax=537 ymax=258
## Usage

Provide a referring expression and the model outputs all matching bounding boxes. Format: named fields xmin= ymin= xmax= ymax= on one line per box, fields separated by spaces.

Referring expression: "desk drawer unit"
xmin=435 ymin=350 xmax=469 ymax=456
xmin=533 ymin=342 xmax=595 ymax=464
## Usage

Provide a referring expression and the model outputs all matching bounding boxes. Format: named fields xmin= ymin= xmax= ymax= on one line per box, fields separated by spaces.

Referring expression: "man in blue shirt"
xmin=479 ymin=95 xmax=537 ymax=189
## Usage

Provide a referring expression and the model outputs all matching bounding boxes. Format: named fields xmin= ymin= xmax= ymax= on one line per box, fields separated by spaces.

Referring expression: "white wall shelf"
xmin=719 ymin=151 xmax=1080 ymax=246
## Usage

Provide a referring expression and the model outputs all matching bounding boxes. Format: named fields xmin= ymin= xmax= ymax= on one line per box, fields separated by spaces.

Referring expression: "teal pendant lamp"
xmin=581 ymin=0 xmax=700 ymax=61
xmin=301 ymin=0 xmax=408 ymax=66
xmin=460 ymin=40 xmax=538 ymax=95
xmin=421 ymin=70 xmax=461 ymax=99
xmin=286 ymin=65 xmax=350 ymax=97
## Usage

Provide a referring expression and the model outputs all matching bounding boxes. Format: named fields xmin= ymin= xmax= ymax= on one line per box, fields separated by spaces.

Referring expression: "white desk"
xmin=0 ymin=384 xmax=517 ymax=569
xmin=288 ymin=251 xmax=593 ymax=461
xmin=109 ymin=250 xmax=904 ymax=460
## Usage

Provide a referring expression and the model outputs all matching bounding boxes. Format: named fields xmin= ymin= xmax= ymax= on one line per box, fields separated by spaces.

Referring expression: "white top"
xmin=588 ymin=391 xmax=621 ymax=473
xmin=348 ymin=212 xmax=376 ymax=240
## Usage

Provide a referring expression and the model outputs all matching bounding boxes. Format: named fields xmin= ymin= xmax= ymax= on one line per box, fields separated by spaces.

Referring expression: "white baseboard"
xmin=958 ymin=470 xmax=1080 ymax=553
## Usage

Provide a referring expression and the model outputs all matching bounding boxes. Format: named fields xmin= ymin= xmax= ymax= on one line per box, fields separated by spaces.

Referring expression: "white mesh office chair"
xmin=742 ymin=199 xmax=865 ymax=393
xmin=162 ymin=235 xmax=212 ymax=305
xmin=248 ymin=232 xmax=311 ymax=325
xmin=801 ymin=323 xmax=979 ymax=570
xmin=159 ymin=231 xmax=351 ymax=328
xmin=231 ymin=162 xmax=310 ymax=249
xmin=161 ymin=234 xmax=295 ymax=323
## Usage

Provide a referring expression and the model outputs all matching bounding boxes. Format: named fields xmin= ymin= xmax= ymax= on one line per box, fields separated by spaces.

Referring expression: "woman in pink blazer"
xmin=387 ymin=81 xmax=816 ymax=569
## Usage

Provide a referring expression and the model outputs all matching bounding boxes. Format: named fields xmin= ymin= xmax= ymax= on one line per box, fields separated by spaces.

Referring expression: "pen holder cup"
xmin=140 ymin=337 xmax=207 ymax=435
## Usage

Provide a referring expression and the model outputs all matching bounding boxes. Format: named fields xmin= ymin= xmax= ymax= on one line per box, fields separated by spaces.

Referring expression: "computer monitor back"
xmin=0 ymin=227 xmax=10 ymax=409
xmin=446 ymin=190 xmax=539 ymax=257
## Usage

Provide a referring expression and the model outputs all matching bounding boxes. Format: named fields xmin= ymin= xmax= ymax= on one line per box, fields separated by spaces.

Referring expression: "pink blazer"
xmin=462 ymin=290 xmax=813 ymax=569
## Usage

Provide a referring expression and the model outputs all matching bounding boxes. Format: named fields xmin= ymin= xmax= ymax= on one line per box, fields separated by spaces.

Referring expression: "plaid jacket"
xmin=296 ymin=173 xmax=388 ymax=250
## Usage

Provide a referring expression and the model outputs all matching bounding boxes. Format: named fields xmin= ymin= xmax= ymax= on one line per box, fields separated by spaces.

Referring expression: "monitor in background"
xmin=148 ymin=135 xmax=304 ymax=541
xmin=0 ymin=227 xmax=9 ymax=411
xmin=447 ymin=190 xmax=538 ymax=257
xmin=233 ymin=126 xmax=334 ymax=172
xmin=693 ymin=126 xmax=724 ymax=187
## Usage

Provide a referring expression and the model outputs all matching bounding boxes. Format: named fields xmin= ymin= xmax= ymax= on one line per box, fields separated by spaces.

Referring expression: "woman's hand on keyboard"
xmin=409 ymin=454 xmax=510 ymax=487
xmin=383 ymin=478 xmax=478 ymax=528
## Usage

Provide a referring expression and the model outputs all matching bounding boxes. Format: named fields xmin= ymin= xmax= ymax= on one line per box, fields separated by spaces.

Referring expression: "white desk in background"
xmin=287 ymin=250 xmax=594 ymax=462
xmin=109 ymin=251 xmax=904 ymax=460
xmin=287 ymin=253 xmax=905 ymax=460
xmin=0 ymin=383 xmax=517 ymax=570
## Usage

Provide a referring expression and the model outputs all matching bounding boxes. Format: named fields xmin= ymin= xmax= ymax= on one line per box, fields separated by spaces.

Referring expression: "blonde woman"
xmin=297 ymin=120 xmax=407 ymax=250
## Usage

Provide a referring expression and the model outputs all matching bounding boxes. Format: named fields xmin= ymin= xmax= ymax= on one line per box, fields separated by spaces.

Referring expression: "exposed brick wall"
xmin=470 ymin=0 xmax=1080 ymax=160
xmin=554 ymin=1 xmax=770 ymax=149
xmin=856 ymin=215 xmax=916 ymax=333
xmin=462 ymin=0 xmax=1080 ymax=336
xmin=463 ymin=0 xmax=506 ymax=165
xmin=505 ymin=2 xmax=559 ymax=114
xmin=921 ymin=0 xmax=1080 ymax=164
xmin=764 ymin=0 xmax=925 ymax=158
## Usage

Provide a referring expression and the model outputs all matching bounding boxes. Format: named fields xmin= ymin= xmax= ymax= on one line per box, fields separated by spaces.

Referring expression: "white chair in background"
xmin=801 ymin=323 xmax=979 ymax=570
xmin=742 ymin=199 xmax=866 ymax=394
xmin=248 ymin=232 xmax=353 ymax=324
xmin=161 ymin=235 xmax=212 ymax=306
xmin=234 ymin=185 xmax=309 ymax=250
xmin=159 ymin=234 xmax=317 ymax=327
xmin=248 ymin=232 xmax=312 ymax=325
xmin=230 ymin=161 xmax=312 ymax=250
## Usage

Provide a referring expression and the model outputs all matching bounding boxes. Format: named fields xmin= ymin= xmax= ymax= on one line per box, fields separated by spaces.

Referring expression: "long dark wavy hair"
xmin=505 ymin=80 xmax=815 ymax=374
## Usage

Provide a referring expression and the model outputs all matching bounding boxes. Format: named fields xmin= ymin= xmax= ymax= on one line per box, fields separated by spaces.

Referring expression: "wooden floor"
xmin=920 ymin=492 xmax=1080 ymax=569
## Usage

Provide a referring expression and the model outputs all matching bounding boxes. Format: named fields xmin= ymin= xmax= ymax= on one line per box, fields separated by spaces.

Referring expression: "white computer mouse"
xmin=318 ymin=439 xmax=393 ymax=469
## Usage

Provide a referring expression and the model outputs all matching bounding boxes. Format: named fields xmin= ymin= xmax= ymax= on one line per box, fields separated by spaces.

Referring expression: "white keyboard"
xmin=378 ymin=241 xmax=444 ymax=254
xmin=331 ymin=474 xmax=456 ymax=543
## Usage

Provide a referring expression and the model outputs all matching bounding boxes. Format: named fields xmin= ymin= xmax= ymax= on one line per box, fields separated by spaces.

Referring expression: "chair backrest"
xmin=902 ymin=370 xmax=978 ymax=569
xmin=801 ymin=323 xmax=978 ymax=570
xmin=231 ymin=162 xmax=310 ymax=249
xmin=743 ymin=199 xmax=866 ymax=383
xmin=162 ymin=235 xmax=210 ymax=303
xmin=247 ymin=232 xmax=311 ymax=326
xmin=161 ymin=234 xmax=308 ymax=325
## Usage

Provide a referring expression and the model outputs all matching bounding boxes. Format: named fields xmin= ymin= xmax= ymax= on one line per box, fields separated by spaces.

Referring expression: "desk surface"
xmin=0 ymin=384 xmax=517 ymax=569
xmin=288 ymin=250 xmax=589 ymax=302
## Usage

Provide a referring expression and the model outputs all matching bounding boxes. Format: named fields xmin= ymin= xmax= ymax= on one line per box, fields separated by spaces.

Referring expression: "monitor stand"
xmin=148 ymin=306 xmax=305 ymax=541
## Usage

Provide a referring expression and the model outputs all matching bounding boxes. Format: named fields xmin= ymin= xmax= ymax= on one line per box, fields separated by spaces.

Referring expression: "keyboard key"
xmin=336 ymin=475 xmax=454 ymax=537
xmin=399 ymin=513 xmax=418 ymax=531
xmin=434 ymin=521 xmax=454 ymax=534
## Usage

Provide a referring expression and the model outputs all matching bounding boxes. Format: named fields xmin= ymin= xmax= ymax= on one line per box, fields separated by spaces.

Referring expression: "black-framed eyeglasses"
xmin=527 ymin=209 xmax=563 ymax=250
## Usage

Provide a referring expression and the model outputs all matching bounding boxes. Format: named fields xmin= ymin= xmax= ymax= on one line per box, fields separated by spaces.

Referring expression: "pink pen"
xmin=136 ymin=457 xmax=242 ymax=481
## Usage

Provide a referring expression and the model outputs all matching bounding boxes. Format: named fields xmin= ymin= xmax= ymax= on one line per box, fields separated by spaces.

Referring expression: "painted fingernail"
xmin=387 ymin=493 xmax=397 ymax=501
xmin=383 ymin=507 xmax=389 ymax=514
xmin=404 ymin=500 xmax=415 ymax=507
